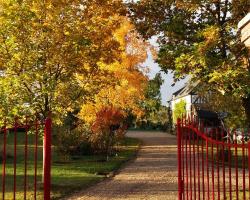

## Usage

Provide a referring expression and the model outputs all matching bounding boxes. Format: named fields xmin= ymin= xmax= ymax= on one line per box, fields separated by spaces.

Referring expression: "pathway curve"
xmin=66 ymin=131 xmax=178 ymax=200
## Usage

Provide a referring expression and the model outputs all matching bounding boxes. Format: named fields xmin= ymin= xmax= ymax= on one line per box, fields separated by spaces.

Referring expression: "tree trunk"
xmin=167 ymin=106 xmax=173 ymax=134
xmin=42 ymin=94 xmax=50 ymax=183
xmin=242 ymin=96 xmax=250 ymax=128
xmin=44 ymin=94 xmax=50 ymax=118
xmin=106 ymin=131 xmax=114 ymax=162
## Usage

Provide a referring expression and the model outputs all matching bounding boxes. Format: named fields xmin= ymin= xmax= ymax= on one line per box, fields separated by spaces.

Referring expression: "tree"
xmin=79 ymin=17 xmax=149 ymax=125
xmin=144 ymin=73 xmax=163 ymax=112
xmin=173 ymin=99 xmax=186 ymax=123
xmin=78 ymin=17 xmax=149 ymax=158
xmin=135 ymin=73 xmax=167 ymax=130
xmin=128 ymin=0 xmax=250 ymax=127
xmin=202 ymin=87 xmax=247 ymax=129
xmin=91 ymin=106 xmax=126 ymax=161
xmin=0 ymin=0 xmax=126 ymax=122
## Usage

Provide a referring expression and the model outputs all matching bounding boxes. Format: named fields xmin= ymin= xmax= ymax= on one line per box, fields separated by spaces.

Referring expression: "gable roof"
xmin=172 ymin=81 xmax=199 ymax=100
xmin=172 ymin=86 xmax=185 ymax=96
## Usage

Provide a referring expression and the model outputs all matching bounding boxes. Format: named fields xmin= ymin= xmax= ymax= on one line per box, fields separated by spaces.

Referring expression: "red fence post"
xmin=43 ymin=115 xmax=52 ymax=200
xmin=248 ymin=142 xmax=250 ymax=198
xmin=179 ymin=119 xmax=250 ymax=199
xmin=177 ymin=118 xmax=183 ymax=200
xmin=2 ymin=123 xmax=7 ymax=200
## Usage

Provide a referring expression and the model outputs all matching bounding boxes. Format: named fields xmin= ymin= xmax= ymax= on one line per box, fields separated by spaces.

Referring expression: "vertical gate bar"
xmin=197 ymin=127 xmax=200 ymax=200
xmin=177 ymin=118 xmax=183 ymax=200
xmin=202 ymin=139 xmax=205 ymax=200
xmin=189 ymin=117 xmax=192 ymax=200
xmin=211 ymin=141 xmax=215 ymax=200
xmin=242 ymin=129 xmax=246 ymax=200
xmin=181 ymin=118 xmax=185 ymax=200
xmin=193 ymin=127 xmax=196 ymax=200
xmin=24 ymin=117 xmax=28 ymax=200
xmin=206 ymin=139 xmax=209 ymax=200
xmin=13 ymin=119 xmax=17 ymax=200
xmin=43 ymin=114 xmax=52 ymax=200
xmin=216 ymin=129 xmax=220 ymax=200
xmin=235 ymin=133 xmax=239 ymax=200
xmin=2 ymin=123 xmax=7 ymax=200
xmin=222 ymin=144 xmax=226 ymax=199
xmin=229 ymin=144 xmax=232 ymax=200
xmin=185 ymin=119 xmax=189 ymax=200
xmin=201 ymin=120 xmax=205 ymax=200
xmin=248 ymin=142 xmax=250 ymax=200
xmin=34 ymin=118 xmax=39 ymax=200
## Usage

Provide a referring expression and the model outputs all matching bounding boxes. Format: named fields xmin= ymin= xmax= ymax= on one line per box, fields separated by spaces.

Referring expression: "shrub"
xmin=90 ymin=106 xmax=127 ymax=160
xmin=173 ymin=100 xmax=186 ymax=123
xmin=55 ymin=125 xmax=92 ymax=160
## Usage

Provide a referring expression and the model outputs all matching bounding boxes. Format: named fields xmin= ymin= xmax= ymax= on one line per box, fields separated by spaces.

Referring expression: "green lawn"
xmin=189 ymin=140 xmax=248 ymax=168
xmin=0 ymin=132 xmax=140 ymax=200
xmin=205 ymin=143 xmax=248 ymax=168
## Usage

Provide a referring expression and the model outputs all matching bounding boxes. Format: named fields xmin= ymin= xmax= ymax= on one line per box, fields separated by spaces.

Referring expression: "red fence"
xmin=1 ymin=116 xmax=52 ymax=200
xmin=177 ymin=117 xmax=250 ymax=200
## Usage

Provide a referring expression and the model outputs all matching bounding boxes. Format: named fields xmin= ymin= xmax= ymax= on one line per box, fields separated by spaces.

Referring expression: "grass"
xmin=186 ymin=140 xmax=250 ymax=199
xmin=188 ymin=139 xmax=248 ymax=168
xmin=128 ymin=127 xmax=164 ymax=132
xmin=205 ymin=144 xmax=248 ymax=169
xmin=0 ymin=132 xmax=141 ymax=200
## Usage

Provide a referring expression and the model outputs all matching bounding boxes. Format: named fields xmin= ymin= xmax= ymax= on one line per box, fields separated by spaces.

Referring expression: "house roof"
xmin=172 ymin=81 xmax=199 ymax=100
xmin=172 ymin=87 xmax=185 ymax=96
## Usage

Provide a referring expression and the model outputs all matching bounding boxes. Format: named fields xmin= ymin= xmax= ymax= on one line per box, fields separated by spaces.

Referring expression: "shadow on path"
xmin=67 ymin=131 xmax=178 ymax=200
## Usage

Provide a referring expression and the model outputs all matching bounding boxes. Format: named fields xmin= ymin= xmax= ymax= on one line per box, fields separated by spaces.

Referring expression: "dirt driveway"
xmin=66 ymin=131 xmax=178 ymax=200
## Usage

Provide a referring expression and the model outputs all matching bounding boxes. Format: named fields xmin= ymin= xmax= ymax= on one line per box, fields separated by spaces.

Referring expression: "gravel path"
xmin=66 ymin=131 xmax=178 ymax=200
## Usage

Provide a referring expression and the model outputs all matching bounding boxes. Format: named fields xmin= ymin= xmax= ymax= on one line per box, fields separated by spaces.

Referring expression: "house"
xmin=169 ymin=81 xmax=218 ymax=123
xmin=168 ymin=81 xmax=228 ymax=139
xmin=169 ymin=81 xmax=206 ymax=116
xmin=238 ymin=13 xmax=250 ymax=47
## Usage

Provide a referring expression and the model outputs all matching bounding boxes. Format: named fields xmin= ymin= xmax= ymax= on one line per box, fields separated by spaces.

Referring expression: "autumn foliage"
xmin=128 ymin=0 xmax=250 ymax=126
xmin=79 ymin=17 xmax=150 ymax=124
xmin=90 ymin=106 xmax=126 ymax=159
xmin=0 ymin=1 xmax=152 ymax=159
xmin=0 ymin=0 xmax=127 ymax=121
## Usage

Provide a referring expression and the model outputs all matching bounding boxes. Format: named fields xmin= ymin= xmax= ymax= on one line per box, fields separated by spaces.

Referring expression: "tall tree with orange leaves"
xmin=0 ymin=0 xmax=126 ymax=122
xmin=79 ymin=17 xmax=150 ymax=125
xmin=78 ymin=17 xmax=151 ymax=153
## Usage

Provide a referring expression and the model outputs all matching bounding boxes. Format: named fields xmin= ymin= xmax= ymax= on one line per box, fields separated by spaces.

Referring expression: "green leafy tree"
xmin=135 ymin=73 xmax=168 ymax=130
xmin=204 ymin=88 xmax=247 ymax=129
xmin=128 ymin=0 xmax=250 ymax=127
xmin=173 ymin=99 xmax=186 ymax=123
xmin=0 ymin=0 xmax=125 ymax=122
xmin=144 ymin=73 xmax=164 ymax=110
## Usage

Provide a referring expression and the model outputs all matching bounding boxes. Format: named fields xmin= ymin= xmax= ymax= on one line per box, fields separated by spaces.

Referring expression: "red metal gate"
xmin=1 ymin=115 xmax=52 ymax=200
xmin=177 ymin=117 xmax=250 ymax=200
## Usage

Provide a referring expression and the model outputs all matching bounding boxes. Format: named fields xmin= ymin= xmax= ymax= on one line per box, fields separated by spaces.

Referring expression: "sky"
xmin=124 ymin=1 xmax=189 ymax=105
xmin=143 ymin=38 xmax=189 ymax=106
xmin=144 ymin=53 xmax=188 ymax=106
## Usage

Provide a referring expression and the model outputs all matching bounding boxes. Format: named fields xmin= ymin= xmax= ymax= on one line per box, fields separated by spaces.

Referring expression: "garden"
xmin=0 ymin=0 xmax=250 ymax=200
xmin=0 ymin=127 xmax=140 ymax=199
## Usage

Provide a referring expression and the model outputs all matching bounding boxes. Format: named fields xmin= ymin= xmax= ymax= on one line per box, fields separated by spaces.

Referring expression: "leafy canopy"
xmin=79 ymin=17 xmax=149 ymax=125
xmin=0 ymin=0 xmax=126 ymax=122
xmin=128 ymin=0 xmax=250 ymax=125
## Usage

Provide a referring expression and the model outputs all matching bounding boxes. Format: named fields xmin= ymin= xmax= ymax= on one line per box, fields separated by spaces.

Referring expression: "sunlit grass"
xmin=0 ymin=132 xmax=140 ymax=199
